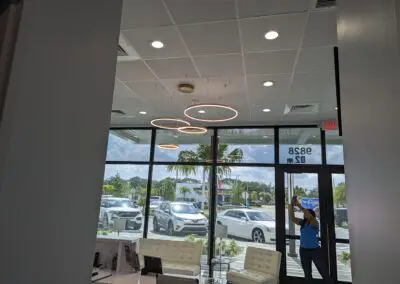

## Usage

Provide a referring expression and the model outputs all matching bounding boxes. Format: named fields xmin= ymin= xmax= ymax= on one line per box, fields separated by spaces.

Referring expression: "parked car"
xmin=250 ymin=200 xmax=262 ymax=207
xmin=149 ymin=200 xmax=163 ymax=215
xmin=153 ymin=202 xmax=208 ymax=236
xmin=150 ymin=196 xmax=164 ymax=202
xmin=217 ymin=209 xmax=277 ymax=243
xmin=100 ymin=197 xmax=142 ymax=230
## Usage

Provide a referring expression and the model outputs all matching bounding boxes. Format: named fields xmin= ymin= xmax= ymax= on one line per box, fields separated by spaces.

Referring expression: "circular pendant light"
xmin=150 ymin=118 xmax=190 ymax=130
xmin=158 ymin=144 xmax=179 ymax=150
xmin=184 ymin=104 xmax=238 ymax=122
xmin=177 ymin=126 xmax=208 ymax=135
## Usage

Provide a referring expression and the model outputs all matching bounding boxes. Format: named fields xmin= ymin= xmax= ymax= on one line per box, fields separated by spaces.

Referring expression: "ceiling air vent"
xmin=284 ymin=104 xmax=319 ymax=115
xmin=316 ymin=0 xmax=336 ymax=8
xmin=117 ymin=45 xmax=128 ymax=57
xmin=111 ymin=109 xmax=126 ymax=115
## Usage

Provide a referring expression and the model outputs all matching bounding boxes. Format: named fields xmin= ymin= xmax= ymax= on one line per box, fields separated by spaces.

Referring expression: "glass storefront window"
xmin=106 ymin=129 xmax=151 ymax=162
xmin=154 ymin=129 xmax=213 ymax=162
xmin=98 ymin=164 xmax=149 ymax=240
xmin=326 ymin=130 xmax=344 ymax=165
xmin=218 ymin=128 xmax=274 ymax=164
xmin=279 ymin=128 xmax=322 ymax=164
xmin=214 ymin=167 xmax=275 ymax=279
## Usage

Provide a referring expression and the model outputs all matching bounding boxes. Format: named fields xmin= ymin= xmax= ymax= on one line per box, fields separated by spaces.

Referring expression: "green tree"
xmin=250 ymin=190 xmax=258 ymax=201
xmin=334 ymin=182 xmax=347 ymax=207
xmin=179 ymin=186 xmax=191 ymax=201
xmin=104 ymin=173 xmax=131 ymax=197
xmin=167 ymin=144 xmax=243 ymax=209
xmin=159 ymin=178 xmax=176 ymax=201
xmin=231 ymin=183 xmax=244 ymax=204
xmin=294 ymin=186 xmax=307 ymax=198
xmin=102 ymin=184 xmax=115 ymax=195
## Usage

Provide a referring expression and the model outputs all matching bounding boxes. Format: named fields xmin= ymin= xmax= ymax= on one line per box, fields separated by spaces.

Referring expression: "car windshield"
xmin=246 ymin=211 xmax=274 ymax=221
xmin=171 ymin=204 xmax=198 ymax=214
xmin=107 ymin=200 xmax=133 ymax=208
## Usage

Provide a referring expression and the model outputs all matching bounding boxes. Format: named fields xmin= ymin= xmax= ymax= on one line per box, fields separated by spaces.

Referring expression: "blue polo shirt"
xmin=300 ymin=219 xmax=320 ymax=249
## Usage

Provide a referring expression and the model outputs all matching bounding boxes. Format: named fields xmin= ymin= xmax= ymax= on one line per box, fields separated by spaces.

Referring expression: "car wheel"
xmin=252 ymin=228 xmax=265 ymax=243
xmin=102 ymin=214 xmax=109 ymax=229
xmin=153 ymin=217 xmax=159 ymax=232
xmin=167 ymin=221 xmax=175 ymax=236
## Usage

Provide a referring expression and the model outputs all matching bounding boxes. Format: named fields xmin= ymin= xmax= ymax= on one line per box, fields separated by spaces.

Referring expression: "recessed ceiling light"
xmin=139 ymin=111 xmax=147 ymax=115
xmin=263 ymin=81 xmax=274 ymax=87
xmin=264 ymin=30 xmax=279 ymax=40
xmin=335 ymin=107 xmax=338 ymax=110
xmin=151 ymin=40 xmax=164 ymax=49
xmin=263 ymin=135 xmax=268 ymax=139
xmin=262 ymin=108 xmax=271 ymax=113
xmin=198 ymin=110 xmax=206 ymax=114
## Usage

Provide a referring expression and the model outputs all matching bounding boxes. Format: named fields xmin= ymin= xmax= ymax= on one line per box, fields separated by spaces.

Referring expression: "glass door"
xmin=276 ymin=168 xmax=351 ymax=283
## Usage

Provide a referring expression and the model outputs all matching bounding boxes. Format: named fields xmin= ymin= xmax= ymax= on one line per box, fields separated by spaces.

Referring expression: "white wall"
xmin=0 ymin=1 xmax=122 ymax=284
xmin=338 ymin=1 xmax=400 ymax=283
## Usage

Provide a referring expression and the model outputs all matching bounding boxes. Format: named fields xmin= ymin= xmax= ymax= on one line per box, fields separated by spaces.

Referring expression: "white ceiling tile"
xmin=112 ymin=96 xmax=147 ymax=113
xmin=193 ymin=54 xmax=244 ymax=77
xmin=247 ymin=74 xmax=291 ymax=105
xmin=245 ymin=50 xmax=297 ymax=74
xmin=179 ymin=21 xmax=241 ymax=56
xmin=296 ymin=46 xmax=334 ymax=73
xmin=116 ymin=61 xmax=157 ymax=82
xmin=146 ymin=58 xmax=199 ymax=79
xmin=250 ymin=103 xmax=286 ymax=123
xmin=114 ymin=79 xmax=138 ymax=98
xmin=238 ymin=0 xmax=309 ymax=18
xmin=290 ymin=71 xmax=336 ymax=103
xmin=240 ymin=13 xmax=307 ymax=52
xmin=165 ymin=0 xmax=236 ymax=25
xmin=121 ymin=0 xmax=172 ymax=29
xmin=303 ymin=10 xmax=337 ymax=47
xmin=122 ymin=26 xmax=188 ymax=59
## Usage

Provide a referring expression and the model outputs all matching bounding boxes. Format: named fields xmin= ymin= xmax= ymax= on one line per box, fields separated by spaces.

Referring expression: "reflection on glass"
xmin=326 ymin=130 xmax=344 ymax=165
xmin=279 ymin=128 xmax=322 ymax=164
xmin=214 ymin=167 xmax=275 ymax=279
xmin=332 ymin=174 xmax=349 ymax=240
xmin=149 ymin=165 xmax=210 ymax=272
xmin=337 ymin=243 xmax=352 ymax=282
xmin=154 ymin=129 xmax=212 ymax=162
xmin=218 ymin=129 xmax=274 ymax=163
xmin=106 ymin=130 xmax=151 ymax=162
xmin=98 ymin=165 xmax=149 ymax=240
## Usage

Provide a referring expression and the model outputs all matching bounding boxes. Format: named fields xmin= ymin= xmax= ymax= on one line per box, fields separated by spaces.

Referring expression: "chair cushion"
xmin=162 ymin=261 xmax=200 ymax=276
xmin=227 ymin=269 xmax=278 ymax=284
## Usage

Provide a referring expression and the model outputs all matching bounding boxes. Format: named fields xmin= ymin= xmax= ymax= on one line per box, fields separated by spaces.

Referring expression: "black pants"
xmin=299 ymin=247 xmax=332 ymax=283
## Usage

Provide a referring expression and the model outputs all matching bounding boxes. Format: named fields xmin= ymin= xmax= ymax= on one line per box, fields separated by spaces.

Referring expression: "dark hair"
xmin=307 ymin=209 xmax=316 ymax=218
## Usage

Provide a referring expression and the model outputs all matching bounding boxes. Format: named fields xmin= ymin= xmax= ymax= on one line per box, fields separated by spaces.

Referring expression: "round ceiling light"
xmin=151 ymin=40 xmax=164 ymax=49
xmin=178 ymin=126 xmax=208 ymax=135
xmin=150 ymin=118 xmax=190 ymax=130
xmin=184 ymin=104 xmax=238 ymax=122
xmin=139 ymin=111 xmax=147 ymax=115
xmin=264 ymin=30 xmax=279 ymax=40
xmin=178 ymin=83 xmax=195 ymax=94
xmin=262 ymin=108 xmax=271 ymax=113
xmin=263 ymin=80 xmax=274 ymax=87
xmin=198 ymin=110 xmax=206 ymax=114
xmin=158 ymin=144 xmax=179 ymax=150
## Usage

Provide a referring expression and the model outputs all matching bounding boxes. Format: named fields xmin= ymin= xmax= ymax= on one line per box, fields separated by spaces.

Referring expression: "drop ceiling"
xmin=111 ymin=0 xmax=338 ymax=127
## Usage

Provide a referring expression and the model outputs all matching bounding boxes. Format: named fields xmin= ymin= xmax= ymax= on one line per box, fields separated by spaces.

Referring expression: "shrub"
xmin=184 ymin=234 xmax=241 ymax=257
xmin=339 ymin=251 xmax=351 ymax=265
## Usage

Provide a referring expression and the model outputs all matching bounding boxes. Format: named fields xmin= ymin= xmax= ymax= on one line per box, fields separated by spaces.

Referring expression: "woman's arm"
xmin=289 ymin=201 xmax=302 ymax=225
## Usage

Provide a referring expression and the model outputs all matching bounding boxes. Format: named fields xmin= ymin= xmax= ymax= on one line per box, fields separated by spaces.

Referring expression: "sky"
xmin=104 ymin=133 xmax=345 ymax=188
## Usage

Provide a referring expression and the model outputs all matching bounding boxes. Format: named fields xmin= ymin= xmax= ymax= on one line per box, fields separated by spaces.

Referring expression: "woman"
xmin=290 ymin=196 xmax=332 ymax=283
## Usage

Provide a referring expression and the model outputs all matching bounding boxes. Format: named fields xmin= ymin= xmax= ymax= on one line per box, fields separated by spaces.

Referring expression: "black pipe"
xmin=334 ymin=47 xmax=343 ymax=136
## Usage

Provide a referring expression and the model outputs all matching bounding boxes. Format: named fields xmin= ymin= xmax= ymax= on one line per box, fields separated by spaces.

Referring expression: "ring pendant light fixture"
xmin=184 ymin=103 xmax=238 ymax=122
xmin=177 ymin=126 xmax=208 ymax=135
xmin=158 ymin=144 xmax=179 ymax=150
xmin=150 ymin=118 xmax=190 ymax=130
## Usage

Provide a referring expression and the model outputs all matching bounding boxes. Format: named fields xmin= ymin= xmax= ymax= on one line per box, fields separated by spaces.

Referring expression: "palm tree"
xmin=179 ymin=186 xmax=191 ymax=201
xmin=167 ymin=144 xmax=243 ymax=209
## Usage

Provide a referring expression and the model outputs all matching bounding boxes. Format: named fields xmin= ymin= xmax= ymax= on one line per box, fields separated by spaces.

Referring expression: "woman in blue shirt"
xmin=290 ymin=196 xmax=332 ymax=283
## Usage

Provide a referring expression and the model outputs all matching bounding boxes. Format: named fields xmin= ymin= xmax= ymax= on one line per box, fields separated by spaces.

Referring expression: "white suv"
xmin=153 ymin=202 xmax=208 ymax=236
xmin=100 ymin=197 xmax=142 ymax=230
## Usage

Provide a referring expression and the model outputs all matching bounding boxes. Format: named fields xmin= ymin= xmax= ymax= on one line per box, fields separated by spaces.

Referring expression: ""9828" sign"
xmin=287 ymin=147 xmax=312 ymax=164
